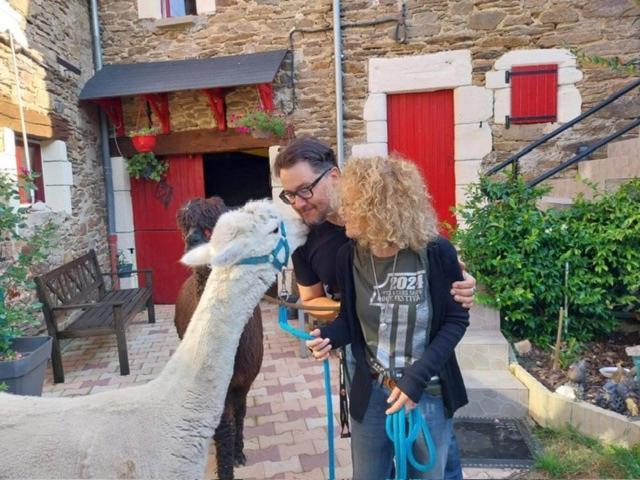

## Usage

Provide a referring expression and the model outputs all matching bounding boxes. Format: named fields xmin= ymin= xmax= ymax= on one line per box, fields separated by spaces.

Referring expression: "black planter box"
xmin=0 ymin=336 xmax=52 ymax=396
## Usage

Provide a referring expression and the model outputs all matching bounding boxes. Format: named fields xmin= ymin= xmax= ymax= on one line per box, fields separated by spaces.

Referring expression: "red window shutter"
xmin=15 ymin=142 xmax=45 ymax=203
xmin=509 ymin=64 xmax=558 ymax=126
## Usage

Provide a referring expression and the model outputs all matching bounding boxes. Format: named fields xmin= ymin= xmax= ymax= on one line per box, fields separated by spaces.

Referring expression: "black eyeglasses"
xmin=279 ymin=167 xmax=334 ymax=205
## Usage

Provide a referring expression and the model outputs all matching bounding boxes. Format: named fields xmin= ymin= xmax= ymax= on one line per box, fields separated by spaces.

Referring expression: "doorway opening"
xmin=203 ymin=150 xmax=272 ymax=207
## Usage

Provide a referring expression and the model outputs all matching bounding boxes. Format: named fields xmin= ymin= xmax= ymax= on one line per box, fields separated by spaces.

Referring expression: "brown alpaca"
xmin=175 ymin=197 xmax=263 ymax=480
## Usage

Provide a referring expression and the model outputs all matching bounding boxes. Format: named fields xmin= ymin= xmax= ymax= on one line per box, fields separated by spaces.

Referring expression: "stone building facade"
xmin=98 ymin=0 xmax=640 ymax=167
xmin=0 ymin=0 xmax=108 ymax=271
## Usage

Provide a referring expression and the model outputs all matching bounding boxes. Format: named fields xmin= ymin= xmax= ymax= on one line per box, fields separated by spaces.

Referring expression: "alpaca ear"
xmin=209 ymin=242 xmax=246 ymax=266
xmin=180 ymin=244 xmax=213 ymax=266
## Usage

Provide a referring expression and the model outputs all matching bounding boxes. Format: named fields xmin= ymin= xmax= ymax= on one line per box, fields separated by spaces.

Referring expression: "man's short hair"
xmin=274 ymin=137 xmax=337 ymax=176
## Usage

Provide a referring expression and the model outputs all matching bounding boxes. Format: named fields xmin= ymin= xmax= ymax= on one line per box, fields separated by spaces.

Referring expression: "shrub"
xmin=0 ymin=170 xmax=56 ymax=359
xmin=454 ymin=176 xmax=640 ymax=346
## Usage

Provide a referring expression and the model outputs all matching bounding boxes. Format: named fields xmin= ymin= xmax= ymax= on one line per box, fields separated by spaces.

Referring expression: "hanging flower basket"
xmin=129 ymin=127 xmax=160 ymax=153
xmin=125 ymin=152 xmax=168 ymax=182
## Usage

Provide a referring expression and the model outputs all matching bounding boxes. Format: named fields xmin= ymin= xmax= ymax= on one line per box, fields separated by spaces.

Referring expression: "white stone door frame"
xmin=351 ymin=49 xmax=493 ymax=209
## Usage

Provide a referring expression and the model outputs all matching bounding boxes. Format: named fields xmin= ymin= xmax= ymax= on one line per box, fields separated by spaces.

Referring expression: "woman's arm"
xmin=397 ymin=238 xmax=471 ymax=403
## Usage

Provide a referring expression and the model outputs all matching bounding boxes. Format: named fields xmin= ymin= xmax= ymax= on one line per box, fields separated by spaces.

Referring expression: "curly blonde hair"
xmin=340 ymin=155 xmax=439 ymax=251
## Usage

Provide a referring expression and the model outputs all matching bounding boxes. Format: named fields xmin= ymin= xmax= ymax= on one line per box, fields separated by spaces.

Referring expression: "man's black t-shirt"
xmin=292 ymin=221 xmax=348 ymax=300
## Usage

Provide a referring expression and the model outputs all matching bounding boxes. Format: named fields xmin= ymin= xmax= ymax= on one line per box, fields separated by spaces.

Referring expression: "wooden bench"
xmin=34 ymin=249 xmax=155 ymax=383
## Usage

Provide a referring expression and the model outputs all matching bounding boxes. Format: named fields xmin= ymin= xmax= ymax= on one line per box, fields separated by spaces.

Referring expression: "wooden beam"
xmin=109 ymin=128 xmax=286 ymax=157
xmin=0 ymin=95 xmax=54 ymax=139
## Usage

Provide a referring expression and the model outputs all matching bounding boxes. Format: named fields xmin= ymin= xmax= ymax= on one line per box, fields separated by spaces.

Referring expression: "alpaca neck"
xmin=158 ymin=263 xmax=270 ymax=399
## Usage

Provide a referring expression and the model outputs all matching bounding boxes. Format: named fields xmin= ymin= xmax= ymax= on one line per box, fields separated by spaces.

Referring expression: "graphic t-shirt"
xmin=352 ymin=245 xmax=432 ymax=373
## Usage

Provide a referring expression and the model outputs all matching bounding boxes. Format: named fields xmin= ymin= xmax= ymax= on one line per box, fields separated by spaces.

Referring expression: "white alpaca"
xmin=0 ymin=200 xmax=307 ymax=480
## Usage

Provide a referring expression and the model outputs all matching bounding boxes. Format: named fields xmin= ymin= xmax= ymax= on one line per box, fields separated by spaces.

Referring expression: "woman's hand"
xmin=305 ymin=329 xmax=332 ymax=361
xmin=385 ymin=386 xmax=417 ymax=415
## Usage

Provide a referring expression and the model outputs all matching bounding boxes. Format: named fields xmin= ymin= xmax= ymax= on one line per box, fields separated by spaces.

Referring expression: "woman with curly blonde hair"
xmin=307 ymin=155 xmax=470 ymax=480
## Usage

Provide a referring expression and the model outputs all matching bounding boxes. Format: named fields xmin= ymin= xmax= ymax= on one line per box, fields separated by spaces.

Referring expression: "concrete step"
xmin=456 ymin=329 xmax=509 ymax=371
xmin=468 ymin=303 xmax=501 ymax=331
xmin=546 ymin=177 xmax=597 ymax=200
xmin=538 ymin=195 xmax=574 ymax=211
xmin=455 ymin=369 xmax=529 ymax=418
xmin=578 ymin=155 xmax=640 ymax=184
xmin=606 ymin=133 xmax=640 ymax=159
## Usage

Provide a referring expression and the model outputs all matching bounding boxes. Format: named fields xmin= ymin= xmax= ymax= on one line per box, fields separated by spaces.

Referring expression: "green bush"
xmin=0 ymin=170 xmax=56 ymax=359
xmin=453 ymin=176 xmax=640 ymax=346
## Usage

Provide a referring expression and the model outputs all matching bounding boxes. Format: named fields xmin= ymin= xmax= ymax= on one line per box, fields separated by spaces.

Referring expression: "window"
xmin=15 ymin=141 xmax=44 ymax=203
xmin=162 ymin=0 xmax=197 ymax=17
xmin=507 ymin=64 xmax=558 ymax=128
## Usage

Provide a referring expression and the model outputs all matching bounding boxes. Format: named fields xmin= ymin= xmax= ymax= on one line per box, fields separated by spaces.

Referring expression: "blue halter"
xmin=236 ymin=221 xmax=290 ymax=270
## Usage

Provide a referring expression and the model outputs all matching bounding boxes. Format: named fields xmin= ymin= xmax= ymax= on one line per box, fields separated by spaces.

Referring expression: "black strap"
xmin=338 ymin=348 xmax=351 ymax=438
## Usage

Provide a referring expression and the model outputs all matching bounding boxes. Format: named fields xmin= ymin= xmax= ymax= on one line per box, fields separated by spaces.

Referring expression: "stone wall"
xmin=97 ymin=0 xmax=640 ymax=178
xmin=0 ymin=1 xmax=108 ymax=276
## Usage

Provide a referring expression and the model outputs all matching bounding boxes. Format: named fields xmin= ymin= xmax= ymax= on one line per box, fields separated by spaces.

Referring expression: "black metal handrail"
xmin=486 ymin=78 xmax=640 ymax=178
xmin=528 ymin=117 xmax=640 ymax=187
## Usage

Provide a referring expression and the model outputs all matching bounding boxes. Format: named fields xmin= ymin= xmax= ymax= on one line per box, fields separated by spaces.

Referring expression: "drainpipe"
xmin=88 ymin=0 xmax=118 ymax=272
xmin=332 ymin=0 xmax=345 ymax=167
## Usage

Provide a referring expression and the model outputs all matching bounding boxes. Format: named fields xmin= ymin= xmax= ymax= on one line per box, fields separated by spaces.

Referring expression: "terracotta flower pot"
xmin=131 ymin=135 xmax=157 ymax=153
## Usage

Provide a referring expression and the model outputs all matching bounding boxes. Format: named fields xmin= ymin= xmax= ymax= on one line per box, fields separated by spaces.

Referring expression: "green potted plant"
xmin=0 ymin=170 xmax=56 ymax=396
xmin=129 ymin=126 xmax=160 ymax=153
xmin=234 ymin=110 xmax=287 ymax=138
xmin=126 ymin=152 xmax=169 ymax=182
xmin=116 ymin=250 xmax=133 ymax=278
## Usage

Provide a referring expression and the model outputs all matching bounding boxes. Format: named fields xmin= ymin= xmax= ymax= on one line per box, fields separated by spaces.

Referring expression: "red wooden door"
xmin=131 ymin=155 xmax=204 ymax=304
xmin=387 ymin=90 xmax=456 ymax=232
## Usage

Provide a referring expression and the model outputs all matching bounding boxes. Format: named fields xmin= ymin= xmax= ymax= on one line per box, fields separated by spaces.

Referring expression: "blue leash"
xmin=278 ymin=305 xmax=335 ymax=480
xmin=385 ymin=407 xmax=437 ymax=479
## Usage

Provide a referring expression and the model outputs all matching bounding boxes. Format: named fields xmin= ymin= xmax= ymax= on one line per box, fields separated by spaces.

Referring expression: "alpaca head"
xmin=180 ymin=199 xmax=308 ymax=278
xmin=176 ymin=196 xmax=228 ymax=251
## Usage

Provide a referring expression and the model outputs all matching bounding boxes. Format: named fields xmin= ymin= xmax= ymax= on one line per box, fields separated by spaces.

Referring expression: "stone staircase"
xmin=541 ymin=132 xmax=640 ymax=208
xmin=455 ymin=303 xmax=529 ymax=418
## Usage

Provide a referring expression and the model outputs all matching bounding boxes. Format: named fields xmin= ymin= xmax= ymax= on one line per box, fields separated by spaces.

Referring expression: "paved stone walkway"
xmin=43 ymin=303 xmax=524 ymax=479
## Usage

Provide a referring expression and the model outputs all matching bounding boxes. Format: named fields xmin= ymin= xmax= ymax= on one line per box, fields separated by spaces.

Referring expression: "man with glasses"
xmin=274 ymin=137 xmax=475 ymax=480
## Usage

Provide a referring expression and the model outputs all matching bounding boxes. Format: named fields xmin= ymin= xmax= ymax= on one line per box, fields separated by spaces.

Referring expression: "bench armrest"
xmin=102 ymin=269 xmax=153 ymax=275
xmin=51 ymin=301 xmax=125 ymax=312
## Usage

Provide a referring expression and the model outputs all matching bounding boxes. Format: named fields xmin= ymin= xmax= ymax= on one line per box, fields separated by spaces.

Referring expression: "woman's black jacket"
xmin=319 ymin=236 xmax=470 ymax=422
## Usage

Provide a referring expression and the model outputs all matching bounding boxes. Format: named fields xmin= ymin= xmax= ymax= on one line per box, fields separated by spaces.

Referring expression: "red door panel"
xmin=387 ymin=90 xmax=456 ymax=233
xmin=130 ymin=155 xmax=204 ymax=303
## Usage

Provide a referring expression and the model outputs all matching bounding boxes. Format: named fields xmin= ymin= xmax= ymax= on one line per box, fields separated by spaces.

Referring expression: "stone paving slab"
xmin=42 ymin=303 xmax=524 ymax=479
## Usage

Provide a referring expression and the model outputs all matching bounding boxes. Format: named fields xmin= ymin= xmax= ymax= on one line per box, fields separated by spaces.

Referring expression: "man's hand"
xmin=385 ymin=386 xmax=417 ymax=415
xmin=305 ymin=329 xmax=332 ymax=361
xmin=452 ymin=260 xmax=476 ymax=309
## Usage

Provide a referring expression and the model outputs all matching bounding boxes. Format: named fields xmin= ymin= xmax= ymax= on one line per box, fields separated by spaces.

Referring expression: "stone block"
xmin=44 ymin=185 xmax=72 ymax=214
xmin=455 ymin=123 xmax=492 ymax=160
xmin=558 ymin=67 xmax=583 ymax=85
xmin=494 ymin=49 xmax=576 ymax=70
xmin=454 ymin=86 xmax=493 ymax=124
xmin=351 ymin=142 xmax=388 ymax=158
xmin=136 ymin=0 xmax=162 ymax=19
xmin=557 ymin=85 xmax=582 ymax=123
xmin=494 ymin=88 xmax=510 ymax=124
xmin=269 ymin=145 xmax=283 ymax=187
xmin=369 ymin=50 xmax=472 ymax=94
xmin=455 ymin=158 xmax=481 ymax=185
xmin=362 ymin=93 xmax=387 ymax=122
xmin=468 ymin=10 xmax=506 ymax=30
xmin=196 ymin=0 xmax=216 ymax=14
xmin=42 ymin=160 xmax=73 ymax=186
xmin=366 ymin=121 xmax=388 ymax=143
xmin=41 ymin=140 xmax=68 ymax=162
xmin=485 ymin=70 xmax=508 ymax=89
xmin=111 ymin=156 xmax=131 ymax=192
xmin=114 ymin=190 xmax=135 ymax=232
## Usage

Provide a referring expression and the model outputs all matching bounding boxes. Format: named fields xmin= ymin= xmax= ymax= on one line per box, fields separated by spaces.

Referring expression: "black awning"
xmin=79 ymin=49 xmax=288 ymax=100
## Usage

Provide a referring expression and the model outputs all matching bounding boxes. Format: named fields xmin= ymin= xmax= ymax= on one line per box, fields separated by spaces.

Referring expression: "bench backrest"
xmin=34 ymin=250 xmax=105 ymax=317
